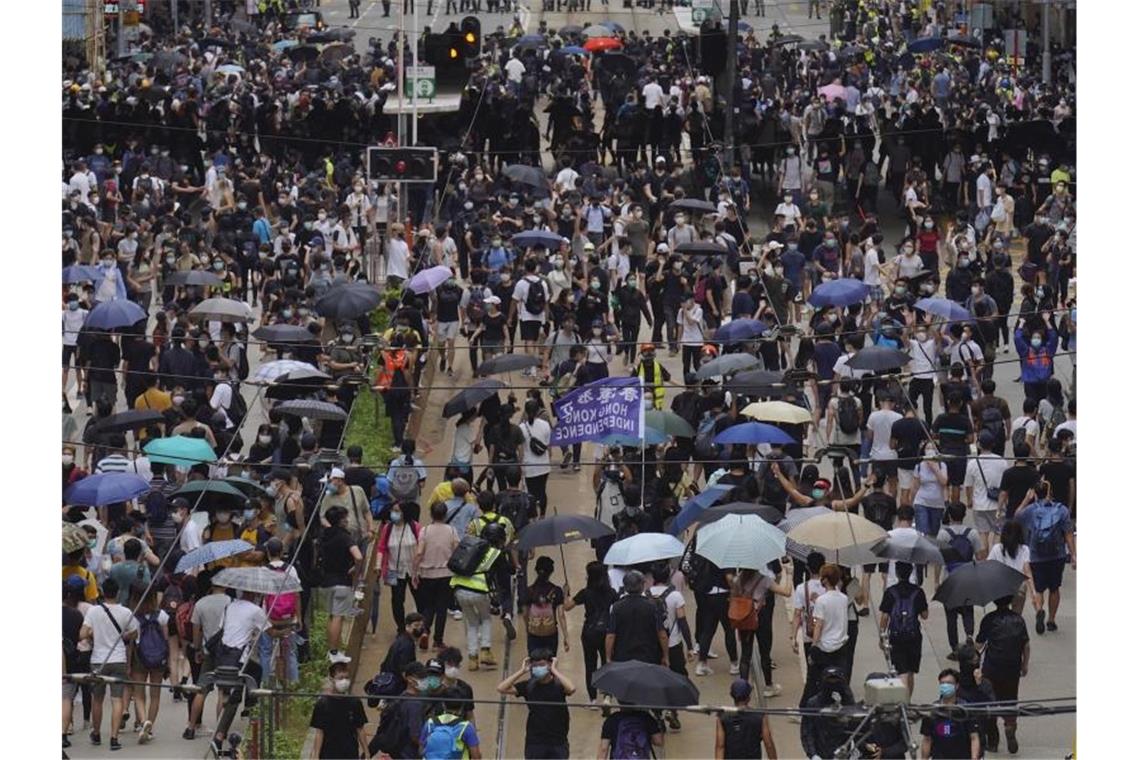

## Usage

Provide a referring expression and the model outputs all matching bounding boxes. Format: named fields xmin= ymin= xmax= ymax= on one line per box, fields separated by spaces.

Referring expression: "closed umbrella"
xmin=315 ymin=283 xmax=382 ymax=320
xmin=603 ymin=533 xmax=686 ymax=566
xmin=511 ymin=230 xmax=565 ymax=249
xmin=872 ymin=532 xmax=945 ymax=565
xmin=214 ymin=566 xmax=303 ymax=594
xmin=476 ymin=354 xmax=541 ymax=377
xmin=443 ymin=379 xmax=506 ymax=418
xmin=669 ymin=198 xmax=718 ymax=214
xmin=808 ymin=279 xmax=870 ymax=308
xmin=847 ymin=346 xmax=911 ymax=372
xmin=592 ymin=661 xmax=699 ymax=708
xmin=694 ymin=353 xmax=760 ymax=379
xmin=174 ymin=539 xmax=255 ymax=573
xmin=713 ymin=422 xmax=795 ymax=446
xmin=669 ymin=484 xmax=733 ymax=535
xmin=190 ymin=297 xmax=254 ymax=323
xmin=144 ymin=436 xmax=217 ymax=466
xmin=713 ymin=320 xmax=769 ymax=343
xmin=645 ymin=410 xmax=696 ymax=438
xmin=165 ymin=270 xmax=224 ymax=287
xmin=253 ymin=359 xmax=321 ymax=384
xmin=65 ymin=473 xmax=151 ymax=507
xmin=275 ymin=400 xmax=349 ymax=422
xmin=933 ymin=561 xmax=1027 ymax=609
xmin=91 ymin=409 xmax=166 ymax=435
xmin=406 ymin=265 xmax=453 ymax=294
xmin=85 ymin=299 xmax=147 ymax=330
xmin=696 ymin=514 xmax=787 ymax=570
xmin=515 ymin=515 xmax=613 ymax=552
xmin=741 ymin=401 xmax=812 ymax=425
xmin=696 ymin=502 xmax=784 ymax=528
xmin=915 ymin=297 xmax=972 ymax=322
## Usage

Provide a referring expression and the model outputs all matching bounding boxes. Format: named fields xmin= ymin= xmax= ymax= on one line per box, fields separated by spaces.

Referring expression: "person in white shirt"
xmin=553 ymin=158 xmax=579 ymax=194
xmin=505 ymin=54 xmax=526 ymax=84
xmin=862 ymin=235 xmax=887 ymax=295
xmin=648 ymin=563 xmax=693 ymax=725
xmin=975 ymin=163 xmax=994 ymax=209
xmin=963 ymin=430 xmax=1010 ymax=555
xmin=774 ymin=195 xmax=803 ymax=229
xmin=1010 ymin=398 xmax=1041 ymax=452
xmin=905 ymin=330 xmax=940 ymax=425
xmin=866 ymin=395 xmax=903 ymax=494
xmin=80 ymin=577 xmax=139 ymax=747
xmin=510 ymin=260 xmax=550 ymax=369
xmin=790 ymin=552 xmax=826 ymax=655
xmin=884 ymin=507 xmax=922 ymax=587
xmin=986 ymin=520 xmax=1035 ymax=614
xmin=677 ymin=293 xmax=705 ymax=376
xmin=519 ymin=400 xmax=552 ymax=517
xmin=642 ymin=78 xmax=665 ymax=111
xmin=386 ymin=223 xmax=410 ymax=286
xmin=807 ymin=564 xmax=850 ymax=686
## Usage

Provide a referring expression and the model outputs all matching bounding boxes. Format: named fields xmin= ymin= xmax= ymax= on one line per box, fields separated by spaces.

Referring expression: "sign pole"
xmin=412 ymin=0 xmax=419 ymax=145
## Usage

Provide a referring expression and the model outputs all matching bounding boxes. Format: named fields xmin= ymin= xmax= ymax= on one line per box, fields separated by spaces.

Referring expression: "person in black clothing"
xmin=615 ymin=275 xmax=653 ymax=365
xmin=976 ymin=595 xmax=1030 ymax=754
xmin=860 ymin=470 xmax=898 ymax=592
xmin=563 ymin=561 xmax=618 ymax=705
xmin=998 ymin=443 xmax=1039 ymax=519
xmin=63 ymin=576 xmax=90 ymax=750
xmin=878 ymin=561 xmax=929 ymax=698
xmin=435 ymin=648 xmax=475 ymax=721
xmin=717 ymin=679 xmax=777 ymax=759
xmin=605 ymin=570 xmax=668 ymax=666
xmin=319 ymin=506 xmax=364 ymax=658
xmin=932 ymin=391 xmax=973 ymax=503
xmin=800 ymin=667 xmax=855 ymax=759
xmin=920 ymin=669 xmax=981 ymax=759
xmin=368 ymin=660 xmax=428 ymax=760
xmin=310 ymin=660 xmax=368 ymax=759
xmin=985 ymin=253 xmax=1016 ymax=350
xmin=378 ymin=612 xmax=425 ymax=695
xmin=496 ymin=647 xmax=575 ymax=759
xmin=343 ymin=444 xmax=376 ymax=496
xmin=953 ymin=642 xmax=999 ymax=755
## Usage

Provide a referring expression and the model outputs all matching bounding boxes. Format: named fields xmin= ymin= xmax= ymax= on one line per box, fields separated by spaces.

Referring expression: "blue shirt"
xmin=780 ymin=249 xmax=807 ymax=284
xmin=1015 ymin=500 xmax=1072 ymax=563
xmin=253 ymin=217 xmax=272 ymax=244
xmin=731 ymin=291 xmax=756 ymax=319
xmin=482 ymin=246 xmax=513 ymax=273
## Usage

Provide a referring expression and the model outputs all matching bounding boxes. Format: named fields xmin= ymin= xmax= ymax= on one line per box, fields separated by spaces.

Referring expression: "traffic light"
xmin=367 ymin=147 xmax=438 ymax=183
xmin=699 ymin=21 xmax=728 ymax=76
xmin=459 ymin=16 xmax=481 ymax=59
xmin=424 ymin=27 xmax=467 ymax=87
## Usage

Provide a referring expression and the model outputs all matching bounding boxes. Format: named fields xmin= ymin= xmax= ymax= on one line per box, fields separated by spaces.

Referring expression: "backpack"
xmin=1045 ymin=400 xmax=1067 ymax=441
xmin=887 ymin=586 xmax=922 ymax=642
xmin=227 ymin=382 xmax=248 ymax=425
xmin=681 ymin=538 xmax=721 ymax=595
xmin=980 ymin=405 xmax=1006 ymax=446
xmin=693 ymin=414 xmax=719 ymax=460
xmin=236 ymin=341 xmax=250 ymax=381
xmin=650 ymin=584 xmax=676 ymax=635
xmin=175 ymin=599 xmax=196 ymax=642
xmin=525 ymin=588 xmax=558 ymax=637
xmin=612 ymin=715 xmax=654 ymax=760
xmin=371 ymin=702 xmax=410 ymax=756
xmin=1031 ymin=502 xmax=1066 ymax=557
xmin=448 ymin=535 xmax=490 ymax=577
xmin=465 ymin=286 xmax=487 ymax=324
xmin=728 ymin=591 xmax=760 ymax=632
xmin=1010 ymin=420 xmax=1029 ymax=450
xmin=945 ymin=527 xmax=975 ymax=571
xmin=837 ymin=395 xmax=861 ymax=435
xmin=422 ymin=718 xmax=471 ymax=760
xmin=693 ymin=276 xmax=708 ymax=305
xmin=265 ymin=570 xmax=299 ymax=620
xmin=135 ymin=611 xmax=169 ymax=670
xmin=498 ymin=491 xmax=533 ymax=533
xmin=388 ymin=460 xmax=421 ymax=503
xmin=983 ymin=612 xmax=1027 ymax=670
xmin=523 ymin=277 xmax=547 ymax=315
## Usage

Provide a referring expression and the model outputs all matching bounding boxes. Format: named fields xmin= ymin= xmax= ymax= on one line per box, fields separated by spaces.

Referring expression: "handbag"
xmin=524 ymin=422 xmax=548 ymax=457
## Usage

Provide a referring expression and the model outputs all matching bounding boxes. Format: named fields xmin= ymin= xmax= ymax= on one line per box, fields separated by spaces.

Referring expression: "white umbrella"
xmin=603 ymin=533 xmax=686 ymax=566
xmin=190 ymin=297 xmax=255 ymax=323
xmin=696 ymin=514 xmax=787 ymax=570
xmin=252 ymin=359 xmax=322 ymax=384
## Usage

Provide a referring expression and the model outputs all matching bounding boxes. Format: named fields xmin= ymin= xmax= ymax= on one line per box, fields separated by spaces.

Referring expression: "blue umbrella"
xmin=273 ymin=39 xmax=300 ymax=51
xmin=516 ymin=34 xmax=547 ymax=47
xmin=511 ymin=230 xmax=565 ymax=249
xmin=907 ymin=36 xmax=945 ymax=54
xmin=670 ymin=484 xmax=733 ymax=536
xmin=562 ymin=45 xmax=588 ymax=56
xmin=713 ymin=422 xmax=795 ymax=446
xmin=63 ymin=264 xmax=99 ymax=284
xmin=174 ymin=539 xmax=255 ymax=573
xmin=598 ymin=427 xmax=667 ymax=447
xmin=64 ymin=472 xmax=151 ymax=507
xmin=85 ymin=299 xmax=147 ymax=330
xmin=216 ymin=63 xmax=245 ymax=75
xmin=915 ymin=297 xmax=972 ymax=322
xmin=713 ymin=319 xmax=768 ymax=342
xmin=599 ymin=20 xmax=624 ymax=33
xmin=738 ymin=21 xmax=753 ymax=33
xmin=808 ymin=279 xmax=870 ymax=308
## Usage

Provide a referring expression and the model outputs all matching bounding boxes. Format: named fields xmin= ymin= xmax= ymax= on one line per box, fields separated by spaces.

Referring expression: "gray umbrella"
xmin=583 ymin=24 xmax=613 ymax=38
xmin=214 ymin=567 xmax=302 ymax=595
xmin=152 ymin=50 xmax=189 ymax=71
xmin=872 ymin=532 xmax=945 ymax=565
xmin=275 ymin=400 xmax=349 ymax=422
xmin=502 ymin=164 xmax=549 ymax=189
xmin=694 ymin=353 xmax=761 ymax=380
xmin=315 ymin=282 xmax=382 ymax=320
xmin=190 ymin=297 xmax=254 ymax=323
xmin=165 ymin=270 xmax=223 ymax=287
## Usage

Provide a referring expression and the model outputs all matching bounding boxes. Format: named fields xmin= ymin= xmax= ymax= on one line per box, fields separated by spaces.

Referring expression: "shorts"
xmin=874 ymin=460 xmax=898 ymax=480
xmin=862 ymin=562 xmax=891 ymax=574
xmin=91 ymin=662 xmax=129 ymax=699
xmin=1030 ymin=559 xmax=1066 ymax=592
xmin=436 ymin=321 xmax=460 ymax=341
xmin=63 ymin=344 xmax=78 ymax=368
xmin=888 ymin=638 xmax=922 ymax=675
xmin=973 ymin=509 xmax=1001 ymax=534
xmin=322 ymin=585 xmax=356 ymax=617
xmin=519 ymin=320 xmax=542 ymax=342
xmin=897 ymin=468 xmax=915 ymax=491
xmin=945 ymin=455 xmax=967 ymax=486
xmin=866 ymin=285 xmax=883 ymax=305
xmin=629 ymin=254 xmax=646 ymax=273
xmin=914 ymin=504 xmax=945 ymax=536
xmin=63 ymin=678 xmax=80 ymax=701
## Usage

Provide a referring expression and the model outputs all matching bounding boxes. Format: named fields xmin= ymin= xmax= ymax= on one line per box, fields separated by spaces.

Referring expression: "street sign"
xmin=691 ymin=0 xmax=714 ymax=24
xmin=404 ymin=66 xmax=437 ymax=100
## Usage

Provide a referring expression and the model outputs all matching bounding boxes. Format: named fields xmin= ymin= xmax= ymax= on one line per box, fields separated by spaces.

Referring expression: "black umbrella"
xmin=475 ymin=354 xmax=542 ymax=377
xmin=933 ymin=561 xmax=1026 ymax=609
xmin=797 ymin=39 xmax=828 ymax=52
xmin=595 ymin=52 xmax=636 ymax=76
xmin=91 ymin=409 xmax=166 ymax=435
xmin=502 ymin=164 xmax=549 ymax=189
xmin=847 ymin=346 xmax=911 ymax=372
xmin=286 ymin=45 xmax=321 ymax=63
xmin=773 ymin=34 xmax=805 ymax=46
xmin=266 ymin=369 xmax=333 ymax=401
xmin=173 ymin=480 xmax=249 ymax=510
xmin=696 ymin=502 xmax=784 ymax=528
xmin=559 ymin=24 xmax=583 ymax=37
xmin=253 ymin=324 xmax=317 ymax=344
xmin=275 ymin=399 xmax=349 ymax=422
xmin=315 ymin=282 xmax=382 ymax=320
xmin=223 ymin=477 xmax=271 ymax=500
xmin=871 ymin=532 xmax=945 ymax=565
xmin=200 ymin=36 xmax=236 ymax=48
xmin=592 ymin=661 xmax=700 ymax=708
xmin=152 ymin=50 xmax=188 ymax=71
xmin=675 ymin=242 xmax=729 ymax=256
xmin=443 ymin=378 xmax=506 ymax=418
xmin=669 ymin=198 xmax=717 ymax=214
xmin=725 ymin=370 xmax=785 ymax=397
xmin=515 ymin=515 xmax=613 ymax=552
xmin=165 ymin=270 xmax=223 ymax=287
xmin=945 ymin=34 xmax=982 ymax=49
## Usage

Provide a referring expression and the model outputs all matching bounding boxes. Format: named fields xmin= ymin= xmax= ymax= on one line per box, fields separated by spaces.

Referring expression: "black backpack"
xmin=523 ymin=277 xmax=547 ymax=315
xmin=837 ymin=395 xmax=861 ymax=435
xmin=980 ymin=405 xmax=1006 ymax=446
xmin=498 ymin=490 xmax=534 ymax=533
xmin=227 ymin=382 xmax=248 ymax=425
xmin=447 ymin=535 xmax=490 ymax=577
xmin=236 ymin=341 xmax=250 ymax=381
xmin=681 ymin=537 xmax=722 ymax=594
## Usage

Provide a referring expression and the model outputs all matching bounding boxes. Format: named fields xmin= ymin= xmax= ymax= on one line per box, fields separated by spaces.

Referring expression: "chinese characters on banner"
xmin=550 ymin=377 xmax=645 ymax=447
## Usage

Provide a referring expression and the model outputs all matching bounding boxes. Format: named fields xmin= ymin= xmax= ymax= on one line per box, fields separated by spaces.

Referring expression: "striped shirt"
xmin=95 ymin=454 xmax=132 ymax=474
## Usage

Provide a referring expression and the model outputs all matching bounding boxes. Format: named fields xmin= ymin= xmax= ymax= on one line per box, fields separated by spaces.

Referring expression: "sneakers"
xmin=139 ymin=721 xmax=153 ymax=745
xmin=729 ymin=662 xmax=740 ymax=676
xmin=89 ymin=732 xmax=101 ymax=746
xmin=182 ymin=727 xmax=196 ymax=741
xmin=479 ymin=648 xmax=497 ymax=668
xmin=947 ymin=651 xmax=959 ymax=661
xmin=450 ymin=609 xmax=464 ymax=620
xmin=1046 ymin=621 xmax=1058 ymax=632
xmin=560 ymin=451 xmax=572 ymax=470
xmin=468 ymin=657 xmax=480 ymax=672
xmin=1006 ymin=727 xmax=1019 ymax=754
xmin=665 ymin=712 xmax=681 ymax=731
xmin=109 ymin=738 xmax=122 ymax=752
xmin=502 ymin=615 xmax=517 ymax=640
xmin=62 ymin=735 xmax=71 ymax=749
xmin=761 ymin=684 xmax=783 ymax=699
xmin=706 ymin=650 xmax=720 ymax=660
xmin=1035 ymin=609 xmax=1046 ymax=635
xmin=694 ymin=662 xmax=713 ymax=676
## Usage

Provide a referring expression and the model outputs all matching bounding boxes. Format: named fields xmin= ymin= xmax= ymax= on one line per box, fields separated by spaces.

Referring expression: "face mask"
xmin=444 ymin=666 xmax=461 ymax=680
xmin=213 ymin=261 xmax=224 ymax=271
xmin=326 ymin=484 xmax=337 ymax=495
xmin=811 ymin=488 xmax=826 ymax=500
xmin=354 ymin=185 xmax=364 ymax=193
xmin=340 ymin=332 xmax=355 ymax=344
xmin=939 ymin=683 xmax=956 ymax=700
xmin=783 ymin=196 xmax=793 ymax=204
xmin=198 ymin=338 xmax=209 ymax=350
xmin=592 ymin=328 xmax=603 ymax=336
xmin=924 ymin=221 xmax=934 ymax=229
xmin=172 ymin=395 xmax=185 ymax=406
xmin=786 ymin=148 xmax=794 ymax=156
xmin=94 ymin=147 xmax=103 ymax=155
xmin=243 ymin=509 xmax=256 ymax=522
xmin=102 ymin=259 xmax=115 ymax=269
xmin=282 ymin=309 xmax=293 ymax=320
xmin=421 ymin=676 xmax=441 ymax=692
xmin=216 ymin=512 xmax=231 ymax=524
xmin=166 ymin=256 xmax=176 ymax=265
xmin=530 ymin=665 xmax=550 ymax=680
xmin=590 ymin=280 xmax=601 ymax=290
xmin=317 ymin=212 xmax=327 ymax=221
xmin=334 ymin=678 xmax=351 ymax=693
xmin=916 ymin=332 xmax=927 ymax=342
xmin=67 ymin=300 xmax=80 ymax=312
xmin=1030 ymin=336 xmax=1043 ymax=348
xmin=1035 ymin=288 xmax=1045 ymax=299
xmin=63 ymin=454 xmax=75 ymax=466
xmin=492 ymin=240 xmax=502 ymax=248
xmin=87 ymin=538 xmax=97 ymax=549
xmin=957 ymin=259 xmax=969 ymax=268
xmin=390 ymin=510 xmax=403 ymax=523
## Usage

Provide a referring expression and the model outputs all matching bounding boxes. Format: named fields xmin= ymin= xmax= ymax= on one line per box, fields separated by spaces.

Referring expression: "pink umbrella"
xmin=818 ymin=82 xmax=846 ymax=102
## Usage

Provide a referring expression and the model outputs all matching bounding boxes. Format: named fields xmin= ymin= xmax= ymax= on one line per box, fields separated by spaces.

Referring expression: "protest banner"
xmin=550 ymin=376 xmax=645 ymax=447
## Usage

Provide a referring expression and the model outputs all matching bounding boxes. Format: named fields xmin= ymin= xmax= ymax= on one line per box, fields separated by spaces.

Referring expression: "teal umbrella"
xmin=645 ymin=410 xmax=696 ymax=438
xmin=144 ymin=436 xmax=217 ymax=466
xmin=696 ymin=514 xmax=786 ymax=570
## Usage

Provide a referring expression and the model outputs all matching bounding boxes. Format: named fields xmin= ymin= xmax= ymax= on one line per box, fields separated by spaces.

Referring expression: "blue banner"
xmin=551 ymin=376 xmax=645 ymax=447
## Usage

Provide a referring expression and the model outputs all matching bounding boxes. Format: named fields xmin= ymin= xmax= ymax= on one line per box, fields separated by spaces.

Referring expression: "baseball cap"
xmin=977 ymin=429 xmax=996 ymax=449
xmin=484 ymin=295 xmax=502 ymax=305
xmin=64 ymin=575 xmax=88 ymax=593
xmin=583 ymin=241 xmax=596 ymax=251
xmin=425 ymin=659 xmax=445 ymax=674
xmin=328 ymin=650 xmax=352 ymax=665
xmin=813 ymin=478 xmax=831 ymax=491
xmin=730 ymin=678 xmax=753 ymax=700
xmin=655 ymin=156 xmax=667 ymax=164
xmin=321 ymin=467 xmax=346 ymax=482
xmin=300 ymin=432 xmax=318 ymax=450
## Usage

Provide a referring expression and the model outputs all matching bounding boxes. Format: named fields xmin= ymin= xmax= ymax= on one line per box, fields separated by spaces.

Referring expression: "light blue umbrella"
xmin=175 ymin=539 xmax=255 ymax=573
xmin=562 ymin=46 xmax=588 ymax=56
xmin=603 ymin=532 xmax=686 ymax=566
xmin=144 ymin=435 xmax=217 ymax=466
xmin=915 ymin=297 xmax=972 ymax=322
xmin=669 ymin=484 xmax=733 ymax=536
xmin=216 ymin=64 xmax=245 ymax=75
xmin=85 ymin=299 xmax=147 ymax=330
xmin=273 ymin=39 xmax=300 ymax=52
xmin=64 ymin=473 xmax=151 ymax=507
xmin=713 ymin=422 xmax=795 ymax=446
xmin=696 ymin=513 xmax=786 ymax=570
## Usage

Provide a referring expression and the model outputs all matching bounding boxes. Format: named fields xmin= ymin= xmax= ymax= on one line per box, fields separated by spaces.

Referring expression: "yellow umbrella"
xmin=741 ymin=400 xmax=812 ymax=425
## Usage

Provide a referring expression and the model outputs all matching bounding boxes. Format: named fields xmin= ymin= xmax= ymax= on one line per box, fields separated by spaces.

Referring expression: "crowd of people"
xmin=62 ymin=0 xmax=1075 ymax=757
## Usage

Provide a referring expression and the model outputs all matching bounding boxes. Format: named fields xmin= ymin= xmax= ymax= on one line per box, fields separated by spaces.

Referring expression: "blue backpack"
xmin=1031 ymin=502 xmax=1066 ymax=557
xmin=370 ymin=474 xmax=391 ymax=518
xmin=135 ymin=611 xmax=168 ymax=670
xmin=612 ymin=714 xmax=654 ymax=759
xmin=887 ymin=586 xmax=922 ymax=643
xmin=422 ymin=717 xmax=471 ymax=760
xmin=945 ymin=528 xmax=975 ymax=572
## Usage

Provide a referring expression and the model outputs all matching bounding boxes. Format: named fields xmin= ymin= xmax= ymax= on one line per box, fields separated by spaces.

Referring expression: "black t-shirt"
xmin=932 ymin=412 xmax=971 ymax=455
xmin=861 ymin=492 xmax=898 ymax=532
xmin=63 ymin=605 xmax=85 ymax=673
xmin=515 ymin=677 xmax=571 ymax=745
xmin=522 ymin=580 xmax=565 ymax=616
xmin=318 ymin=525 xmax=356 ymax=587
xmin=437 ymin=284 xmax=463 ymax=323
xmin=345 ymin=465 xmax=376 ymax=496
xmin=573 ymin=585 xmax=618 ymax=636
xmin=480 ymin=311 xmax=508 ymax=342
xmin=607 ymin=594 xmax=663 ymax=665
xmin=890 ymin=416 xmax=927 ymax=464
xmin=999 ymin=464 xmax=1039 ymax=512
xmin=976 ymin=608 xmax=1029 ymax=679
xmin=309 ymin=694 xmax=367 ymax=759
xmin=86 ymin=338 xmax=122 ymax=383
xmin=1039 ymin=460 xmax=1075 ymax=505
xmin=490 ymin=425 xmax=524 ymax=464
xmin=920 ymin=714 xmax=978 ymax=759
xmin=879 ymin=582 xmax=928 ymax=639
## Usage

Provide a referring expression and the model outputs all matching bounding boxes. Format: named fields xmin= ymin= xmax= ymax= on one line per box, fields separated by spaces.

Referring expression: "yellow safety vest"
xmin=450 ymin=546 xmax=501 ymax=593
xmin=637 ymin=361 xmax=666 ymax=410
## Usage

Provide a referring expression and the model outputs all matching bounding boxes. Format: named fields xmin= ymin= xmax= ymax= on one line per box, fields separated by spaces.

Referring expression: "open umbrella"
xmin=174 ymin=539 xmax=255 ymax=573
xmin=696 ymin=502 xmax=784 ymax=528
xmin=405 ymin=265 xmax=453 ymax=294
xmin=315 ymin=282 xmax=382 ymax=320
xmin=598 ymin=428 xmax=667 ymax=448
xmin=267 ymin=369 xmax=333 ymax=400
xmin=915 ymin=297 xmax=972 ymax=322
xmin=595 ymin=51 xmax=636 ymax=76
xmin=214 ymin=566 xmax=303 ymax=594
xmin=933 ymin=561 xmax=1027 ymax=609
xmin=945 ymin=34 xmax=982 ymax=49
xmin=253 ymin=324 xmax=317 ymax=345
xmin=515 ymin=515 xmax=613 ymax=552
xmin=253 ymin=359 xmax=321 ymax=384
xmin=907 ymin=37 xmax=945 ymax=54
xmin=645 ymin=410 xmax=695 ymax=438
xmin=741 ymin=401 xmax=812 ymax=425
xmin=286 ymin=44 xmax=321 ymax=63
xmin=584 ymin=37 xmax=623 ymax=53
xmin=675 ymin=242 xmax=729 ymax=256
xmin=164 ymin=270 xmax=224 ymax=287
xmin=144 ymin=436 xmax=217 ymax=466
xmin=273 ymin=39 xmax=300 ymax=52
xmin=91 ymin=409 xmax=166 ymax=435
xmin=695 ymin=353 xmax=760 ymax=380
xmin=583 ymin=24 xmax=613 ymax=37
xmin=871 ymin=532 xmax=945 ymax=565
xmin=713 ymin=320 xmax=769 ymax=343
xmin=799 ymin=39 xmax=829 ymax=51
xmin=65 ymin=473 xmax=151 ymax=507
xmin=559 ymin=24 xmax=583 ymax=36
xmin=808 ymin=279 xmax=870 ymax=307
xmin=190 ymin=297 xmax=254 ymax=323
xmin=216 ymin=63 xmax=245 ymax=75
xmin=275 ymin=399 xmax=349 ymax=422
xmin=778 ymin=506 xmax=834 ymax=532
xmin=787 ymin=512 xmax=887 ymax=565
xmin=696 ymin=514 xmax=787 ymax=570
xmin=172 ymin=480 xmax=249 ymax=509
xmin=511 ymin=230 xmax=565 ymax=249
xmin=603 ymin=533 xmax=686 ymax=566
xmin=502 ymin=164 xmax=549 ymax=189
xmin=476 ymin=354 xmax=541 ymax=377
xmin=222 ymin=477 xmax=270 ymax=500
xmin=725 ymin=370 xmax=785 ymax=398
xmin=562 ymin=46 xmax=588 ymax=56
xmin=152 ymin=50 xmax=188 ymax=71
xmin=669 ymin=484 xmax=734 ymax=535
xmin=669 ymin=198 xmax=718 ymax=214
xmin=85 ymin=299 xmax=147 ymax=331
xmin=847 ymin=346 xmax=911 ymax=372
xmin=599 ymin=20 xmax=624 ymax=33
xmin=319 ymin=42 xmax=353 ymax=64
xmin=773 ymin=34 xmax=805 ymax=45
xmin=713 ymin=422 xmax=795 ymax=446
xmin=63 ymin=264 xmax=99 ymax=284
xmin=592 ymin=661 xmax=699 ymax=708
xmin=514 ymin=34 xmax=548 ymax=51
xmin=443 ymin=378 xmax=506 ymax=418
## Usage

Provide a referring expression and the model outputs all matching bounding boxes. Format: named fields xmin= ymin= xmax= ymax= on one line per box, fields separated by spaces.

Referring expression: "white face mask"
xmin=444 ymin=666 xmax=461 ymax=680
xmin=333 ymin=678 xmax=351 ymax=693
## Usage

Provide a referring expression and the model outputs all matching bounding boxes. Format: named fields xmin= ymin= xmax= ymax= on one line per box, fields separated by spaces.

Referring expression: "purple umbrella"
xmin=405 ymin=265 xmax=453 ymax=294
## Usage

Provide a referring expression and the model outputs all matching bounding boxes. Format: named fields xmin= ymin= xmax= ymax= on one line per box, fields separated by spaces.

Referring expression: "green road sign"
xmin=404 ymin=66 xmax=436 ymax=100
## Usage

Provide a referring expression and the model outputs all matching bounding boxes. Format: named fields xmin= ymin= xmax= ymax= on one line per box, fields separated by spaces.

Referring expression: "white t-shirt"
xmin=83 ymin=602 xmax=139 ymax=665
xmin=452 ymin=419 xmax=477 ymax=465
xmin=1011 ymin=415 xmax=1039 ymax=443
xmin=505 ymin=58 xmax=526 ymax=83
xmin=913 ymin=460 xmax=947 ymax=508
xmin=520 ymin=418 xmax=552 ymax=478
xmin=63 ymin=308 xmax=88 ymax=347
xmin=812 ymin=589 xmax=849 ymax=653
xmin=642 ymin=81 xmax=665 ymax=110
xmin=678 ymin=304 xmax=705 ymax=345
xmin=554 ymin=167 xmax=579 ymax=194
xmin=987 ymin=543 xmax=1031 ymax=573
xmin=863 ymin=247 xmax=882 ymax=286
xmin=907 ymin=338 xmax=938 ymax=379
xmin=512 ymin=276 xmax=549 ymax=323
xmin=976 ymin=173 xmax=994 ymax=208
xmin=209 ymin=382 xmax=235 ymax=429
xmin=792 ymin=578 xmax=825 ymax=639
xmin=387 ymin=237 xmax=410 ymax=280
xmin=774 ymin=202 xmax=801 ymax=223
xmin=867 ymin=409 xmax=902 ymax=460
xmin=1054 ymin=420 xmax=1076 ymax=440
xmin=964 ymin=453 xmax=1008 ymax=512
xmin=649 ymin=584 xmax=686 ymax=648
xmin=179 ymin=519 xmax=204 ymax=554
xmin=220 ymin=598 xmax=269 ymax=650
xmin=606 ymin=251 xmax=631 ymax=282
xmin=832 ymin=352 xmax=869 ymax=381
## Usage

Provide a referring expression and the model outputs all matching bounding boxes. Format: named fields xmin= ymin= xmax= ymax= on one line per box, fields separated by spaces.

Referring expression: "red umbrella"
xmin=584 ymin=36 xmax=622 ymax=53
